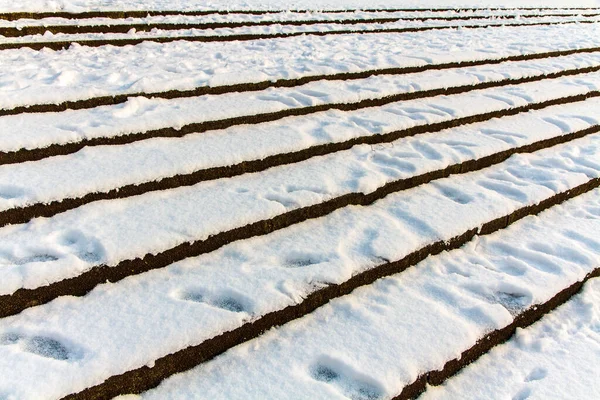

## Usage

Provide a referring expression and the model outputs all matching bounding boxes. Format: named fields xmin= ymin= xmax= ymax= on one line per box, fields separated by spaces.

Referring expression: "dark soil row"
xmin=1 ymin=19 xmax=595 ymax=51
xmin=3 ymin=46 xmax=600 ymax=118
xmin=2 ymin=119 xmax=598 ymax=319
xmin=60 ymin=175 xmax=600 ymax=400
xmin=0 ymin=7 xmax=597 ymax=21
xmin=3 ymin=88 xmax=600 ymax=231
xmin=7 ymin=13 xmax=596 ymax=37
xmin=396 ymin=269 xmax=600 ymax=399
xmin=3 ymin=62 xmax=600 ymax=167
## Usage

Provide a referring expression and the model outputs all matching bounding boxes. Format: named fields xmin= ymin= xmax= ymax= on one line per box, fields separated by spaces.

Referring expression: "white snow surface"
xmin=4 ymin=15 xmax=599 ymax=46
xmin=0 ymin=3 xmax=599 ymax=399
xmin=119 ymin=188 xmax=600 ymax=400
xmin=2 ymin=56 xmax=600 ymax=210
xmin=1 ymin=106 xmax=600 ymax=297
xmin=422 ymin=278 xmax=600 ymax=400
xmin=4 ymin=60 xmax=600 ymax=155
xmin=1 ymin=9 xmax=597 ymax=28
xmin=1 ymin=0 xmax=600 ymax=13
xmin=1 ymin=138 xmax=600 ymax=399
xmin=2 ymin=23 xmax=600 ymax=109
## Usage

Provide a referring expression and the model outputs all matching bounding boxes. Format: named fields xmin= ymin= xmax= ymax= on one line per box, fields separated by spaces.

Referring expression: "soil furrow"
xmin=6 ymin=14 xmax=598 ymax=37
xmin=3 ymin=92 xmax=600 ymax=228
xmin=3 ymin=63 xmax=600 ymax=167
xmin=3 ymin=47 xmax=600 ymax=118
xmin=1 ymin=8 xmax=598 ymax=21
xmin=1 ymin=124 xmax=598 ymax=320
xmin=58 ymin=176 xmax=600 ymax=400
xmin=1 ymin=20 xmax=597 ymax=51
xmin=395 ymin=267 xmax=600 ymax=399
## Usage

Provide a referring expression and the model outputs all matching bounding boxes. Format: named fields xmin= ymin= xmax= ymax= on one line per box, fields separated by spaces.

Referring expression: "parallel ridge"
xmin=1 ymin=11 xmax=599 ymax=400
xmin=396 ymin=266 xmax=600 ymax=399
xmin=61 ymin=173 xmax=600 ymax=400
xmin=1 ymin=7 xmax=599 ymax=20
xmin=2 ymin=86 xmax=600 ymax=228
xmin=3 ymin=59 xmax=599 ymax=167
xmin=2 ymin=19 xmax=598 ymax=51
xmin=3 ymin=13 xmax=599 ymax=37
xmin=3 ymin=46 xmax=600 ymax=118
xmin=2 ymin=114 xmax=598 ymax=317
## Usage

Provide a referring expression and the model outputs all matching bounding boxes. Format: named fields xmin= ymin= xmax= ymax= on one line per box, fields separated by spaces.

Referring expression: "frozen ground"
xmin=127 ymin=188 xmax=600 ymax=400
xmin=423 ymin=278 xmax=600 ymax=400
xmin=3 ymin=23 xmax=600 ymax=109
xmin=6 ymin=15 xmax=599 ymax=47
xmin=0 ymin=2 xmax=598 ymax=400
xmin=1 ymin=0 xmax=600 ymax=13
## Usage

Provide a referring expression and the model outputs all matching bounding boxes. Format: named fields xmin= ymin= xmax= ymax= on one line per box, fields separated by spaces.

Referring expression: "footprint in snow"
xmin=433 ymin=182 xmax=474 ymax=205
xmin=177 ymin=288 xmax=253 ymax=314
xmin=310 ymin=356 xmax=384 ymax=400
xmin=524 ymin=367 xmax=548 ymax=382
xmin=0 ymin=333 xmax=75 ymax=361
xmin=284 ymin=251 xmax=327 ymax=268
xmin=0 ymin=185 xmax=25 ymax=200
xmin=59 ymin=229 xmax=106 ymax=263
xmin=512 ymin=387 xmax=532 ymax=400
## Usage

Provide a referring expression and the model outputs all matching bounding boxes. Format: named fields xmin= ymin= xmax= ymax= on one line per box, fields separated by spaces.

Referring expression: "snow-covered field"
xmin=0 ymin=2 xmax=599 ymax=400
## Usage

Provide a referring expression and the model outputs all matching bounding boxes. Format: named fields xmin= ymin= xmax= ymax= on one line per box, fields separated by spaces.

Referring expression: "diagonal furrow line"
xmin=2 ymin=89 xmax=599 ymax=228
xmin=3 ymin=61 xmax=600 ymax=166
xmin=2 ymin=19 xmax=598 ymax=51
xmin=3 ymin=46 xmax=600 ymax=117
xmin=1 ymin=8 xmax=599 ymax=21
xmin=0 ymin=16 xmax=510 ymax=37
xmin=5 ymin=13 xmax=599 ymax=37
xmin=1 ymin=120 xmax=598 ymax=319
xmin=395 ymin=268 xmax=600 ymax=399
xmin=61 ymin=172 xmax=600 ymax=400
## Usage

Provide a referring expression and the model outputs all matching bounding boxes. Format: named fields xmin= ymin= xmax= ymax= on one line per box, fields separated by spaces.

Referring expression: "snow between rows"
xmin=0 ymin=91 xmax=599 ymax=213
xmin=2 ymin=23 xmax=600 ymax=108
xmin=2 ymin=0 xmax=600 ymax=13
xmin=1 ymin=9 xmax=596 ymax=28
xmin=1 ymin=137 xmax=599 ymax=398
xmin=4 ymin=15 xmax=598 ymax=46
xmin=3 ymin=59 xmax=600 ymax=154
xmin=422 ymin=278 xmax=600 ymax=400
xmin=130 ymin=188 xmax=600 ymax=400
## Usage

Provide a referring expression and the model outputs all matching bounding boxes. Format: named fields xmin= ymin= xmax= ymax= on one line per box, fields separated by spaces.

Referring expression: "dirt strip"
xmin=2 ymin=119 xmax=599 ymax=321
xmin=3 ymin=91 xmax=600 ymax=231
xmin=396 ymin=269 xmax=600 ymax=399
xmin=0 ymin=8 xmax=598 ymax=21
xmin=3 ymin=62 xmax=600 ymax=167
xmin=6 ymin=14 xmax=595 ymax=37
xmin=2 ymin=20 xmax=597 ymax=51
xmin=0 ymin=17 xmax=404 ymax=37
xmin=3 ymin=47 xmax=600 ymax=118
xmin=58 ymin=176 xmax=600 ymax=400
